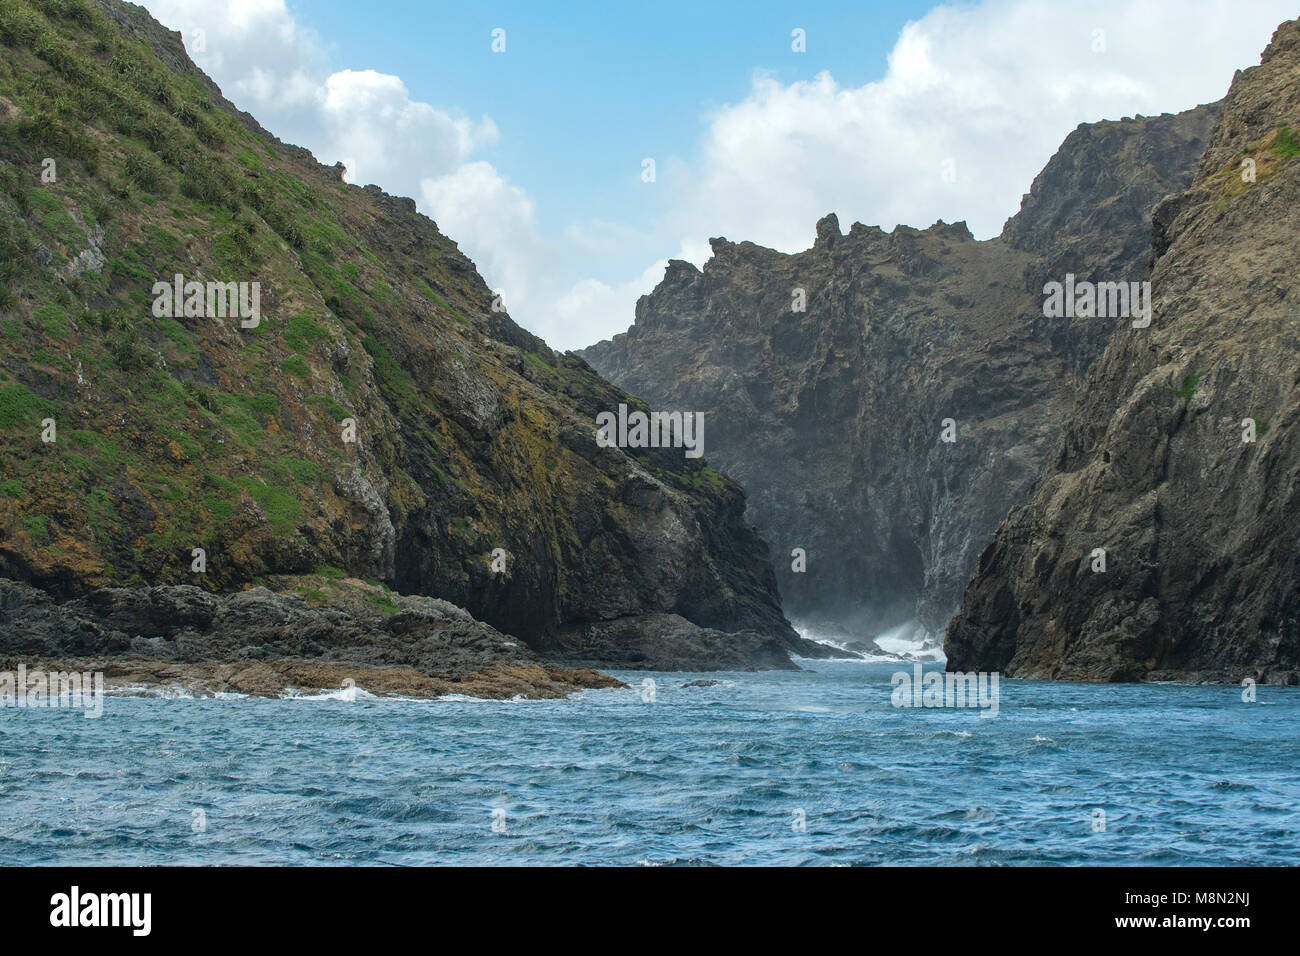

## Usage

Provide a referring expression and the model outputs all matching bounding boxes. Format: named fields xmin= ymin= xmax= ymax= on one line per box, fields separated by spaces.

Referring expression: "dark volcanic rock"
xmin=945 ymin=21 xmax=1300 ymax=685
xmin=542 ymin=612 xmax=812 ymax=671
xmin=580 ymin=106 xmax=1215 ymax=644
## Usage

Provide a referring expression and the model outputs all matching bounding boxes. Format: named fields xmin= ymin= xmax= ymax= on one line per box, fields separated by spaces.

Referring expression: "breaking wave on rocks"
xmin=794 ymin=619 xmax=947 ymax=663
xmin=872 ymin=621 xmax=947 ymax=663
xmin=96 ymin=684 xmax=523 ymax=704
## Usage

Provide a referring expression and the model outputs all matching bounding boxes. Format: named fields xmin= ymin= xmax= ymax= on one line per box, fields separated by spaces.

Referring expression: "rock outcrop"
xmin=945 ymin=21 xmax=1300 ymax=684
xmin=0 ymin=575 xmax=622 ymax=698
xmin=581 ymin=106 xmax=1217 ymax=646
xmin=0 ymin=0 xmax=816 ymax=676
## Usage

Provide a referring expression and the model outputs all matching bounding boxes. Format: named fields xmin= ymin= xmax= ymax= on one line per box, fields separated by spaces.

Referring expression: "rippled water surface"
xmin=2 ymin=662 xmax=1296 ymax=865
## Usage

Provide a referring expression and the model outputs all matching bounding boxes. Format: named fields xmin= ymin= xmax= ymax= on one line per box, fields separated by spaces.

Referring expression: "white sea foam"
xmin=103 ymin=683 xmax=432 ymax=702
xmin=794 ymin=618 xmax=947 ymax=663
xmin=872 ymin=621 xmax=946 ymax=662
xmin=286 ymin=686 xmax=381 ymax=702
xmin=793 ymin=649 xmax=891 ymax=663
xmin=103 ymin=683 xmax=232 ymax=700
xmin=792 ymin=626 xmax=886 ymax=661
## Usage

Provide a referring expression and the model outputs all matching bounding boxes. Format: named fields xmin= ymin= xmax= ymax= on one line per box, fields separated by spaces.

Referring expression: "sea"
xmin=2 ymin=659 xmax=1296 ymax=866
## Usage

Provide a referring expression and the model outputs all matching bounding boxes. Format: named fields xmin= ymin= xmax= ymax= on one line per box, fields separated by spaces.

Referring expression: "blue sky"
xmin=300 ymin=0 xmax=936 ymax=237
xmin=142 ymin=0 xmax=1295 ymax=349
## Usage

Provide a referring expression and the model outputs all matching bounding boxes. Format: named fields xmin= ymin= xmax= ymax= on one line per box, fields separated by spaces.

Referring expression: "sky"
xmin=139 ymin=0 xmax=1295 ymax=350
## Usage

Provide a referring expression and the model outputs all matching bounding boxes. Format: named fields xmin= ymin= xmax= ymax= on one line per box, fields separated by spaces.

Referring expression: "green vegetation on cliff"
xmin=0 ymin=0 xmax=797 ymax=656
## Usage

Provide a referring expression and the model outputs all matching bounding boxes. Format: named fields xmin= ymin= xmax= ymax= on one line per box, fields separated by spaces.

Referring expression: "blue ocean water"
xmin=1 ymin=661 xmax=1296 ymax=866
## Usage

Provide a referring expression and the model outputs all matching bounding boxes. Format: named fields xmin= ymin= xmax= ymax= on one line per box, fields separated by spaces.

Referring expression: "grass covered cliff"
xmin=0 ymin=0 xmax=812 ymax=680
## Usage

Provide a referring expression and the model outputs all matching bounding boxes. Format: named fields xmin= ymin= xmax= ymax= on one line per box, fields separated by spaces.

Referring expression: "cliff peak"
xmin=814 ymin=212 xmax=842 ymax=249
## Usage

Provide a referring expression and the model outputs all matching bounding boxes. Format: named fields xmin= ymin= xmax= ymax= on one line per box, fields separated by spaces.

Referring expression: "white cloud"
xmin=665 ymin=0 xmax=1297 ymax=261
xmin=554 ymin=0 xmax=1293 ymax=348
xmin=144 ymin=0 xmax=322 ymax=111
xmin=420 ymin=162 xmax=550 ymax=310
xmin=553 ymin=259 xmax=670 ymax=348
xmin=317 ymin=70 xmax=497 ymax=198
xmin=141 ymin=2 xmax=508 ymax=228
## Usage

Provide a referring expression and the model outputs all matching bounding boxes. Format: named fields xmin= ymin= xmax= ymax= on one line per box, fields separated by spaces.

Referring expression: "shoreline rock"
xmin=0 ymin=575 xmax=624 ymax=700
xmin=8 ymin=656 xmax=620 ymax=701
xmin=539 ymin=611 xmax=838 ymax=671
xmin=0 ymin=571 xmax=830 ymax=698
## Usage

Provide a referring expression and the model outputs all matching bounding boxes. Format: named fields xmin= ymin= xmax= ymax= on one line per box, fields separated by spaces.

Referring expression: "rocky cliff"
xmin=581 ymin=105 xmax=1216 ymax=647
xmin=945 ymin=21 xmax=1300 ymax=684
xmin=0 ymin=0 xmax=817 ymax=684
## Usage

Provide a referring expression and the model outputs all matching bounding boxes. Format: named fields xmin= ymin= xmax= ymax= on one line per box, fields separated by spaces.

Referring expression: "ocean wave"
xmin=285 ymin=686 xmax=381 ymax=702
xmin=7 ymin=664 xmax=1299 ymax=866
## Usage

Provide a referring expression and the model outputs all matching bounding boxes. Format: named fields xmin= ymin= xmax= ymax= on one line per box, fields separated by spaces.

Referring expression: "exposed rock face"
xmin=0 ymin=0 xmax=812 ymax=673
xmin=1006 ymin=106 xmax=1222 ymax=376
xmin=945 ymin=22 xmax=1300 ymax=685
xmin=581 ymin=106 xmax=1216 ymax=645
